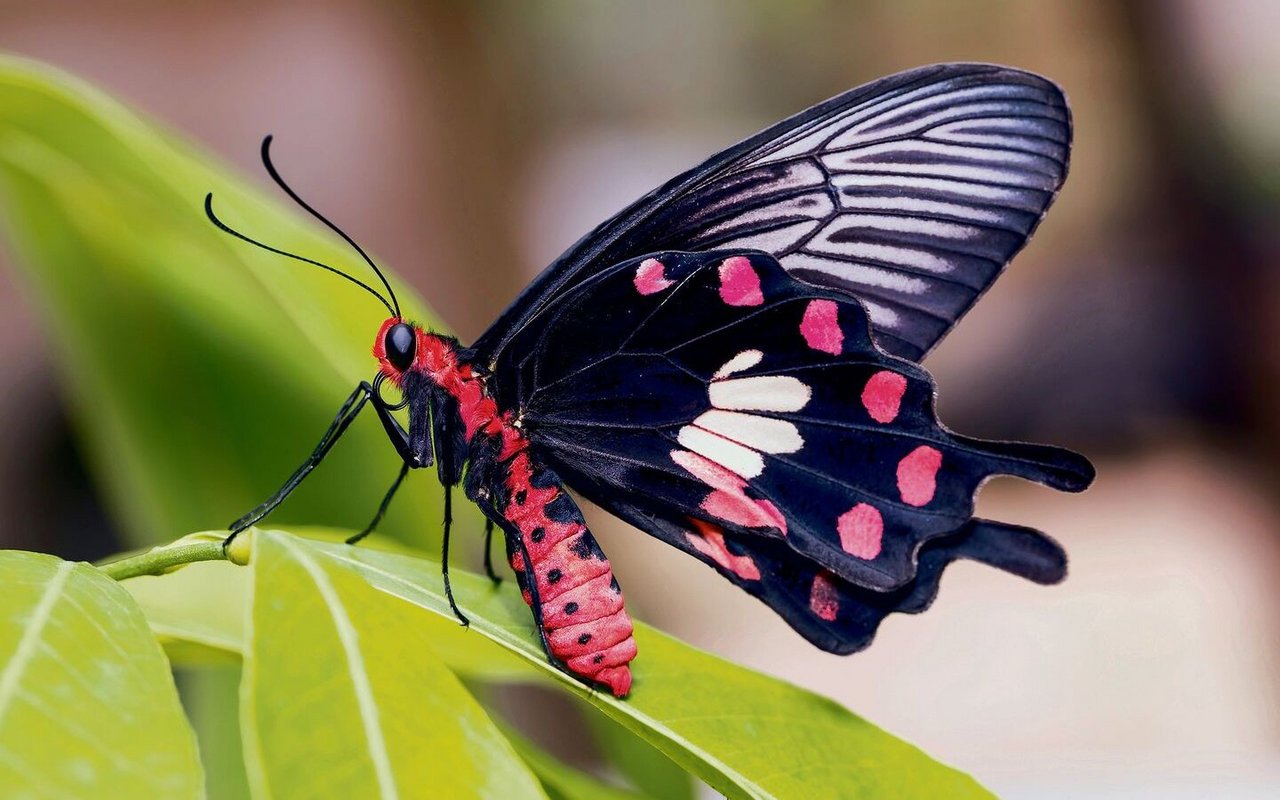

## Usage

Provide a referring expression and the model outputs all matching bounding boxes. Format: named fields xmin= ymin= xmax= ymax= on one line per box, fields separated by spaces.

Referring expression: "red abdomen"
xmin=501 ymin=448 xmax=636 ymax=697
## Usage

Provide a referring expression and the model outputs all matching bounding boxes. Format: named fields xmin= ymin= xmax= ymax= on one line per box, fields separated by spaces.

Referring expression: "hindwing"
xmin=488 ymin=250 xmax=1091 ymax=596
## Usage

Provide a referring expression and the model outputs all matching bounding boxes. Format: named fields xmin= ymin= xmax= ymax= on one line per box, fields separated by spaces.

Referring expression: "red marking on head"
xmin=861 ymin=370 xmax=907 ymax=424
xmin=837 ymin=503 xmax=883 ymax=559
xmin=718 ymin=256 xmax=763 ymax=306
xmin=809 ymin=572 xmax=840 ymax=621
xmin=671 ymin=449 xmax=787 ymax=534
xmin=897 ymin=445 xmax=942 ymax=506
xmin=634 ymin=258 xmax=674 ymax=295
xmin=800 ymin=299 xmax=842 ymax=354
xmin=372 ymin=317 xmax=402 ymax=383
xmin=685 ymin=519 xmax=761 ymax=580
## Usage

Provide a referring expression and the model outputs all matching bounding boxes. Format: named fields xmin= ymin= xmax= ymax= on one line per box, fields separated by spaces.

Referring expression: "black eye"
xmin=385 ymin=323 xmax=416 ymax=371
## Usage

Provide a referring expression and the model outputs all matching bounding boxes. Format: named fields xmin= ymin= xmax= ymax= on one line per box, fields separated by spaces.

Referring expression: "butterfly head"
xmin=372 ymin=317 xmax=460 ymax=388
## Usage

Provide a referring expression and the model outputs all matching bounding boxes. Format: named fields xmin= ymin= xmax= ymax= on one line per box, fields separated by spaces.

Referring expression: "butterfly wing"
xmin=604 ymin=499 xmax=1065 ymax=654
xmin=476 ymin=63 xmax=1070 ymax=364
xmin=488 ymin=250 xmax=1092 ymax=597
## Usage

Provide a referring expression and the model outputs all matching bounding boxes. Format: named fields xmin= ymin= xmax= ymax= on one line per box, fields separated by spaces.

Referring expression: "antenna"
xmin=204 ymin=193 xmax=396 ymax=316
xmin=259 ymin=135 xmax=401 ymax=318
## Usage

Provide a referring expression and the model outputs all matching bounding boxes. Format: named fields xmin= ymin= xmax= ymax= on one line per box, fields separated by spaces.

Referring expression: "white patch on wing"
xmin=831 ymin=173 xmax=1042 ymax=208
xmin=833 ymin=213 xmax=983 ymax=241
xmin=677 ymin=425 xmax=764 ymax=479
xmin=784 ymin=253 xmax=929 ymax=294
xmin=710 ymin=376 xmax=811 ymax=412
xmin=712 ymin=350 xmax=763 ymax=379
xmin=831 ymin=185 xmax=1015 ymax=228
xmin=828 ymin=138 xmax=1054 ymax=172
xmin=698 ymin=192 xmax=835 ymax=239
xmin=862 ymin=300 xmax=899 ymax=328
xmin=694 ymin=410 xmax=803 ymax=454
xmin=821 ymin=153 xmax=1049 ymax=189
xmin=718 ymin=220 xmax=820 ymax=253
xmin=811 ymin=240 xmax=953 ymax=274
xmin=834 ymin=96 xmax=1050 ymax=146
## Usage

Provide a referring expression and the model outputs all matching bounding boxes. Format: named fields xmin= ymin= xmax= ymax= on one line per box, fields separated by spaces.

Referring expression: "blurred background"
xmin=0 ymin=1 xmax=1277 ymax=797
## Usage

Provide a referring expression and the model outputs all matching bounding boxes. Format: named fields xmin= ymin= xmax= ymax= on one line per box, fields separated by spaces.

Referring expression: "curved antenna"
xmin=204 ymin=193 xmax=396 ymax=317
xmin=259 ymin=135 xmax=401 ymax=318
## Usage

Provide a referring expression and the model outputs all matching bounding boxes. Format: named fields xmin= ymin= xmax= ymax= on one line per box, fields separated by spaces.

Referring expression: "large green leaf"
xmin=243 ymin=530 xmax=546 ymax=800
xmin=132 ymin=529 xmax=990 ymax=799
xmin=0 ymin=550 xmax=203 ymax=798
xmin=0 ymin=55 xmax=451 ymax=549
xmin=498 ymin=723 xmax=646 ymax=800
xmin=583 ymin=708 xmax=695 ymax=800
xmin=0 ymin=57 xmax=458 ymax=800
xmin=314 ymin=534 xmax=993 ymax=799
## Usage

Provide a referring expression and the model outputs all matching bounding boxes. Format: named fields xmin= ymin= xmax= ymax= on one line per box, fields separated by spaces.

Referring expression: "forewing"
xmin=476 ymin=63 xmax=1070 ymax=364
xmin=491 ymin=250 xmax=1092 ymax=593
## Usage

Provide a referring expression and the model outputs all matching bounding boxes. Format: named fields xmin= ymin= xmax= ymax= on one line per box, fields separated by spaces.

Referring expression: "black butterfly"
xmin=208 ymin=63 xmax=1094 ymax=697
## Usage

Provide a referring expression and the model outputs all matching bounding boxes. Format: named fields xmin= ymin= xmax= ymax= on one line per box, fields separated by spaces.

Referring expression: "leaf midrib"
xmin=0 ymin=560 xmax=73 ymax=726
xmin=280 ymin=538 xmax=400 ymax=800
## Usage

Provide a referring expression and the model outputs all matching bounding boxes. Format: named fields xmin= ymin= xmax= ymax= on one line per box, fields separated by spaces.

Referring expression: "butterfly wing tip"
xmin=1056 ymin=449 xmax=1097 ymax=493
xmin=966 ymin=519 xmax=1068 ymax=586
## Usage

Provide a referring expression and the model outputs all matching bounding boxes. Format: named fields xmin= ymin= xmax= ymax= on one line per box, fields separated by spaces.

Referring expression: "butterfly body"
xmin=212 ymin=63 xmax=1094 ymax=700
xmin=373 ymin=319 xmax=637 ymax=695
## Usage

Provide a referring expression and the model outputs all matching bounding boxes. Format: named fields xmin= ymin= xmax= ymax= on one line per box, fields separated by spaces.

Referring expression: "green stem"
xmin=99 ymin=541 xmax=228 ymax=581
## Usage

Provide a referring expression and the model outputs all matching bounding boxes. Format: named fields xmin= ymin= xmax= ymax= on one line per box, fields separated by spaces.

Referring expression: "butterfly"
xmin=207 ymin=63 xmax=1094 ymax=698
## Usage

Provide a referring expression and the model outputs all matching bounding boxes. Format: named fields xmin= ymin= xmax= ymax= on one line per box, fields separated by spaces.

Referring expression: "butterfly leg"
xmin=345 ymin=461 xmax=410 ymax=545
xmin=505 ymin=529 xmax=559 ymax=666
xmin=225 ymin=381 xmax=372 ymax=548
xmin=482 ymin=518 xmax=502 ymax=585
xmin=440 ymin=484 xmax=469 ymax=627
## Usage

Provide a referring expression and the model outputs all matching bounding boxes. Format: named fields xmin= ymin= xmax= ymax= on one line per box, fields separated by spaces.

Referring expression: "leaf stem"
xmin=98 ymin=540 xmax=229 ymax=581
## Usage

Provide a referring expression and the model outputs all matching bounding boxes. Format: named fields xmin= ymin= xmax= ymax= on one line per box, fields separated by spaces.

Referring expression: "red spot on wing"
xmin=862 ymin=371 xmax=907 ymax=424
xmin=800 ymin=299 xmax=842 ymax=354
xmin=809 ymin=572 xmax=840 ymax=621
xmin=897 ymin=445 xmax=942 ymax=506
xmin=634 ymin=258 xmax=674 ymax=295
xmin=837 ymin=503 xmax=883 ymax=559
xmin=671 ymin=449 xmax=787 ymax=534
xmin=685 ymin=519 xmax=761 ymax=580
xmin=718 ymin=256 xmax=763 ymax=306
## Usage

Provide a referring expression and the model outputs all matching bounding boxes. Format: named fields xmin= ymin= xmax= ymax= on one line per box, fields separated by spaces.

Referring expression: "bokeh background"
xmin=1 ymin=1 xmax=1277 ymax=797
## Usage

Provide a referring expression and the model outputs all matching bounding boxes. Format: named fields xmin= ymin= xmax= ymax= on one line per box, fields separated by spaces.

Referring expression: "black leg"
xmin=346 ymin=461 xmax=410 ymax=545
xmin=482 ymin=518 xmax=502 ymax=585
xmin=441 ymin=484 xmax=469 ymax=627
xmin=225 ymin=382 xmax=372 ymax=547
xmin=508 ymin=529 xmax=559 ymax=667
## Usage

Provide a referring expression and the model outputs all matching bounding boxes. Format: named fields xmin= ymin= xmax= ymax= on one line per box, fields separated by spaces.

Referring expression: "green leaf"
xmin=225 ymin=529 xmax=990 ymax=800
xmin=583 ymin=707 xmax=695 ymax=800
xmin=0 ymin=551 xmax=203 ymax=799
xmin=0 ymin=58 xmax=466 ymax=799
xmin=0 ymin=55 xmax=454 ymax=550
xmin=498 ymin=723 xmax=646 ymax=800
xmin=243 ymin=530 xmax=546 ymax=800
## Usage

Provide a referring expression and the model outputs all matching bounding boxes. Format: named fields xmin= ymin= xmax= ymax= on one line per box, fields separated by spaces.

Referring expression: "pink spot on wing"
xmin=862 ymin=370 xmax=907 ymax=423
xmin=718 ymin=256 xmax=763 ymax=306
xmin=800 ymin=299 xmax=842 ymax=354
xmin=809 ymin=572 xmax=840 ymax=621
xmin=897 ymin=445 xmax=942 ymax=507
xmin=634 ymin=258 xmax=674 ymax=295
xmin=837 ymin=503 xmax=883 ymax=559
xmin=671 ymin=449 xmax=787 ymax=534
xmin=685 ymin=519 xmax=761 ymax=580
